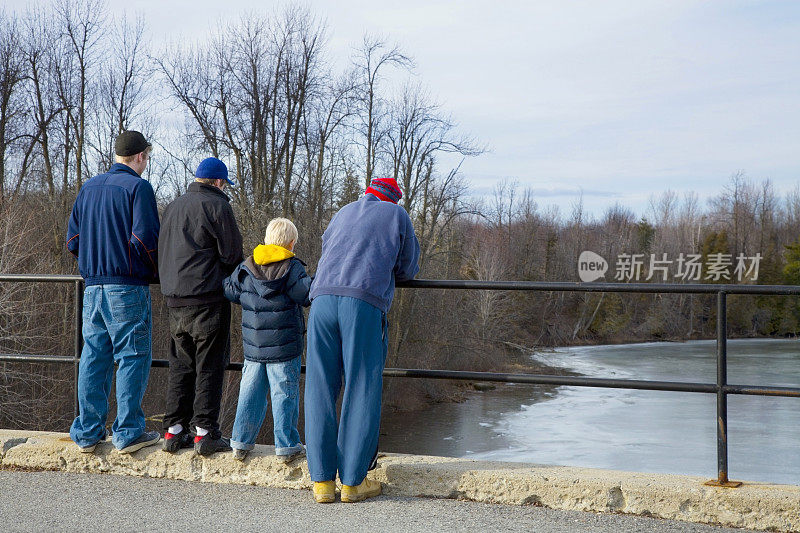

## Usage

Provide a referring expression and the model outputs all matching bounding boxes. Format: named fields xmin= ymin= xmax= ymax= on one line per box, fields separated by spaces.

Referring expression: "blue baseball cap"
xmin=195 ymin=157 xmax=235 ymax=186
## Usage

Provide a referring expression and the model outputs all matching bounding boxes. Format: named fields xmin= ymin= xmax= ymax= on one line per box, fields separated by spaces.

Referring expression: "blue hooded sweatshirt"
xmin=309 ymin=194 xmax=420 ymax=313
xmin=66 ymin=163 xmax=159 ymax=286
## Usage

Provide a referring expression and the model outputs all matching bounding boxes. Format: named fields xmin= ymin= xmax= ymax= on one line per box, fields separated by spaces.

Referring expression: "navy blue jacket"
xmin=310 ymin=194 xmax=420 ymax=313
xmin=66 ymin=163 xmax=159 ymax=286
xmin=223 ymin=245 xmax=311 ymax=363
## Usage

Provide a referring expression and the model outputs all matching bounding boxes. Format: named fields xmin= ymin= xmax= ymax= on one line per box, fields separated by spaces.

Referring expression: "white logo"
xmin=578 ymin=251 xmax=608 ymax=282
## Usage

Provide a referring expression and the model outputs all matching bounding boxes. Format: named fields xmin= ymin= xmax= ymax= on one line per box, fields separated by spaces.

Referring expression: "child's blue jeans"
xmin=231 ymin=357 xmax=303 ymax=455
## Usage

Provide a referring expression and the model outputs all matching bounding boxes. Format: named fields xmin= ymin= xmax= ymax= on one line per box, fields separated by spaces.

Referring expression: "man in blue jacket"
xmin=66 ymin=130 xmax=161 ymax=454
xmin=305 ymin=177 xmax=420 ymax=503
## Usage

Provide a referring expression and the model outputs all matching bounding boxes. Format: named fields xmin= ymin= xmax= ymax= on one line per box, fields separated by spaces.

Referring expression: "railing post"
xmin=73 ymin=279 xmax=83 ymax=421
xmin=716 ymin=290 xmax=728 ymax=483
xmin=706 ymin=290 xmax=741 ymax=487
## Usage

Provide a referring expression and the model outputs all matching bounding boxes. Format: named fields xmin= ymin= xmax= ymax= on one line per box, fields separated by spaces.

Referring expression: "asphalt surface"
xmin=0 ymin=470 xmax=750 ymax=532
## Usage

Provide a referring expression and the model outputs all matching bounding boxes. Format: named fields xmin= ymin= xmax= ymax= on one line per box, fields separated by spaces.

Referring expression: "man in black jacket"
xmin=158 ymin=157 xmax=243 ymax=455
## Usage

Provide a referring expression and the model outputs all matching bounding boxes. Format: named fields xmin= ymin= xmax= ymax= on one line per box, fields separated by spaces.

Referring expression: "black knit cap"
xmin=115 ymin=130 xmax=151 ymax=157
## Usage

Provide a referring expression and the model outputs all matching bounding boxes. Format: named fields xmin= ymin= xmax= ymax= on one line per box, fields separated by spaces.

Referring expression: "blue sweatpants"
xmin=304 ymin=295 xmax=387 ymax=486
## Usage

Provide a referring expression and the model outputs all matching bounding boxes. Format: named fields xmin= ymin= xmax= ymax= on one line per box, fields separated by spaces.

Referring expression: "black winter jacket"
xmin=158 ymin=182 xmax=243 ymax=307
xmin=223 ymin=245 xmax=311 ymax=363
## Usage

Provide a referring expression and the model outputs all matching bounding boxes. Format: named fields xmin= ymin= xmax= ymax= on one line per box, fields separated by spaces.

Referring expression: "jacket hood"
xmin=240 ymin=245 xmax=297 ymax=298
xmin=253 ymin=244 xmax=294 ymax=265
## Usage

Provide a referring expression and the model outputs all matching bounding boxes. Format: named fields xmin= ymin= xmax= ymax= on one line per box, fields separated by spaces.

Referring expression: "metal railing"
xmin=1 ymin=273 xmax=799 ymax=487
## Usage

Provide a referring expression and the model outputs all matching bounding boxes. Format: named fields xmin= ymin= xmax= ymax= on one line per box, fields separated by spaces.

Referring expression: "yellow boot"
xmin=313 ymin=481 xmax=336 ymax=503
xmin=340 ymin=478 xmax=382 ymax=503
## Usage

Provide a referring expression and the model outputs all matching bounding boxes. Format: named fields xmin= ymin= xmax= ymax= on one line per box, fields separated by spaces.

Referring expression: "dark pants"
xmin=163 ymin=301 xmax=231 ymax=439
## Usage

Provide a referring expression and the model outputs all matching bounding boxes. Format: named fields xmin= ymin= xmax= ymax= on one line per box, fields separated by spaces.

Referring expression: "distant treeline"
xmin=1 ymin=2 xmax=799 ymax=437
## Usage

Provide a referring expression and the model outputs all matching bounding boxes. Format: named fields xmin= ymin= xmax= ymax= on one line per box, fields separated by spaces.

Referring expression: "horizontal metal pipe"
xmin=2 ymin=274 xmax=800 ymax=295
xmin=381 ymin=368 xmax=718 ymax=393
xmin=0 ymin=354 xmax=242 ymax=371
xmin=0 ymin=274 xmax=82 ymax=283
xmin=4 ymin=353 xmax=799 ymax=397
xmin=145 ymin=359 xmax=246 ymax=371
xmin=0 ymin=354 xmax=78 ymax=364
xmin=724 ymin=384 xmax=800 ymax=398
xmin=397 ymin=279 xmax=800 ymax=295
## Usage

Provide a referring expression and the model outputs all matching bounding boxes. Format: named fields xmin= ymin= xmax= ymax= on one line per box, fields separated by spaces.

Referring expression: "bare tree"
xmin=352 ymin=35 xmax=412 ymax=185
xmin=300 ymin=71 xmax=357 ymax=243
xmin=22 ymin=6 xmax=61 ymax=197
xmin=384 ymin=83 xmax=482 ymax=213
xmin=0 ymin=10 xmax=27 ymax=198
xmin=225 ymin=14 xmax=272 ymax=203
xmin=156 ymin=43 xmax=222 ymax=158
xmin=277 ymin=7 xmax=325 ymax=217
xmin=89 ymin=13 xmax=150 ymax=171
xmin=55 ymin=0 xmax=106 ymax=187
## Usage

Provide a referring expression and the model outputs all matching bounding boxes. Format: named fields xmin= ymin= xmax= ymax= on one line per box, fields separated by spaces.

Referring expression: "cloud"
xmin=6 ymin=0 xmax=794 ymax=218
xmin=530 ymin=188 xmax=618 ymax=198
xmin=465 ymin=181 xmax=618 ymax=199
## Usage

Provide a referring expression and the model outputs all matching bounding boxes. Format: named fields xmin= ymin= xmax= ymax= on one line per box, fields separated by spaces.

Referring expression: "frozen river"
xmin=381 ymin=339 xmax=800 ymax=485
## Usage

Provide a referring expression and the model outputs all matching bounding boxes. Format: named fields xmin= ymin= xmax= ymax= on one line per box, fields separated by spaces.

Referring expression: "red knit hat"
xmin=365 ymin=177 xmax=403 ymax=203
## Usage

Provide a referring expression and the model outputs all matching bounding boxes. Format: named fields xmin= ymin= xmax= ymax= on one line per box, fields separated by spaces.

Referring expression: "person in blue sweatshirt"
xmin=223 ymin=218 xmax=311 ymax=463
xmin=305 ymin=177 xmax=420 ymax=503
xmin=66 ymin=130 xmax=161 ymax=455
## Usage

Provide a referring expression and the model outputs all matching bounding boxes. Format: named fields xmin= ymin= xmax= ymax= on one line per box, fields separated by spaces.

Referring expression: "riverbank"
xmin=1 ymin=430 xmax=797 ymax=531
xmin=552 ymin=332 xmax=800 ymax=349
xmin=383 ymin=345 xmax=578 ymax=412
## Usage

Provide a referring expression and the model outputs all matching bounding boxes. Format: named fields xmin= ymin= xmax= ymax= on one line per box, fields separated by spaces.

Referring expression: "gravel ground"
xmin=0 ymin=470 xmax=751 ymax=533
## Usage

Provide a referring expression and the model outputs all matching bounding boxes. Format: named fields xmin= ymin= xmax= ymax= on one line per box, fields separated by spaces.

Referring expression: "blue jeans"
xmin=304 ymin=295 xmax=388 ymax=486
xmin=70 ymin=284 xmax=152 ymax=449
xmin=231 ymin=357 xmax=303 ymax=455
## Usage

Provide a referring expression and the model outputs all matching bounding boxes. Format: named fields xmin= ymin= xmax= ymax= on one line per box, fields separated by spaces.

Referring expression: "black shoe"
xmin=162 ymin=429 xmax=193 ymax=453
xmin=194 ymin=434 xmax=232 ymax=456
xmin=117 ymin=431 xmax=160 ymax=454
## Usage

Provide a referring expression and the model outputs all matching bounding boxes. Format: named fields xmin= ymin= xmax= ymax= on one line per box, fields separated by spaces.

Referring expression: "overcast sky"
xmin=8 ymin=0 xmax=800 ymax=216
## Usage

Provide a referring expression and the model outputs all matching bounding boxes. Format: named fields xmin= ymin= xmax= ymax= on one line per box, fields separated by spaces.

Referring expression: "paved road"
xmin=0 ymin=470 xmax=748 ymax=532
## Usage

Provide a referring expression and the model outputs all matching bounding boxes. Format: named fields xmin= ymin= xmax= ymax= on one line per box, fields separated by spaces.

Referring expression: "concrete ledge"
xmin=1 ymin=430 xmax=797 ymax=531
